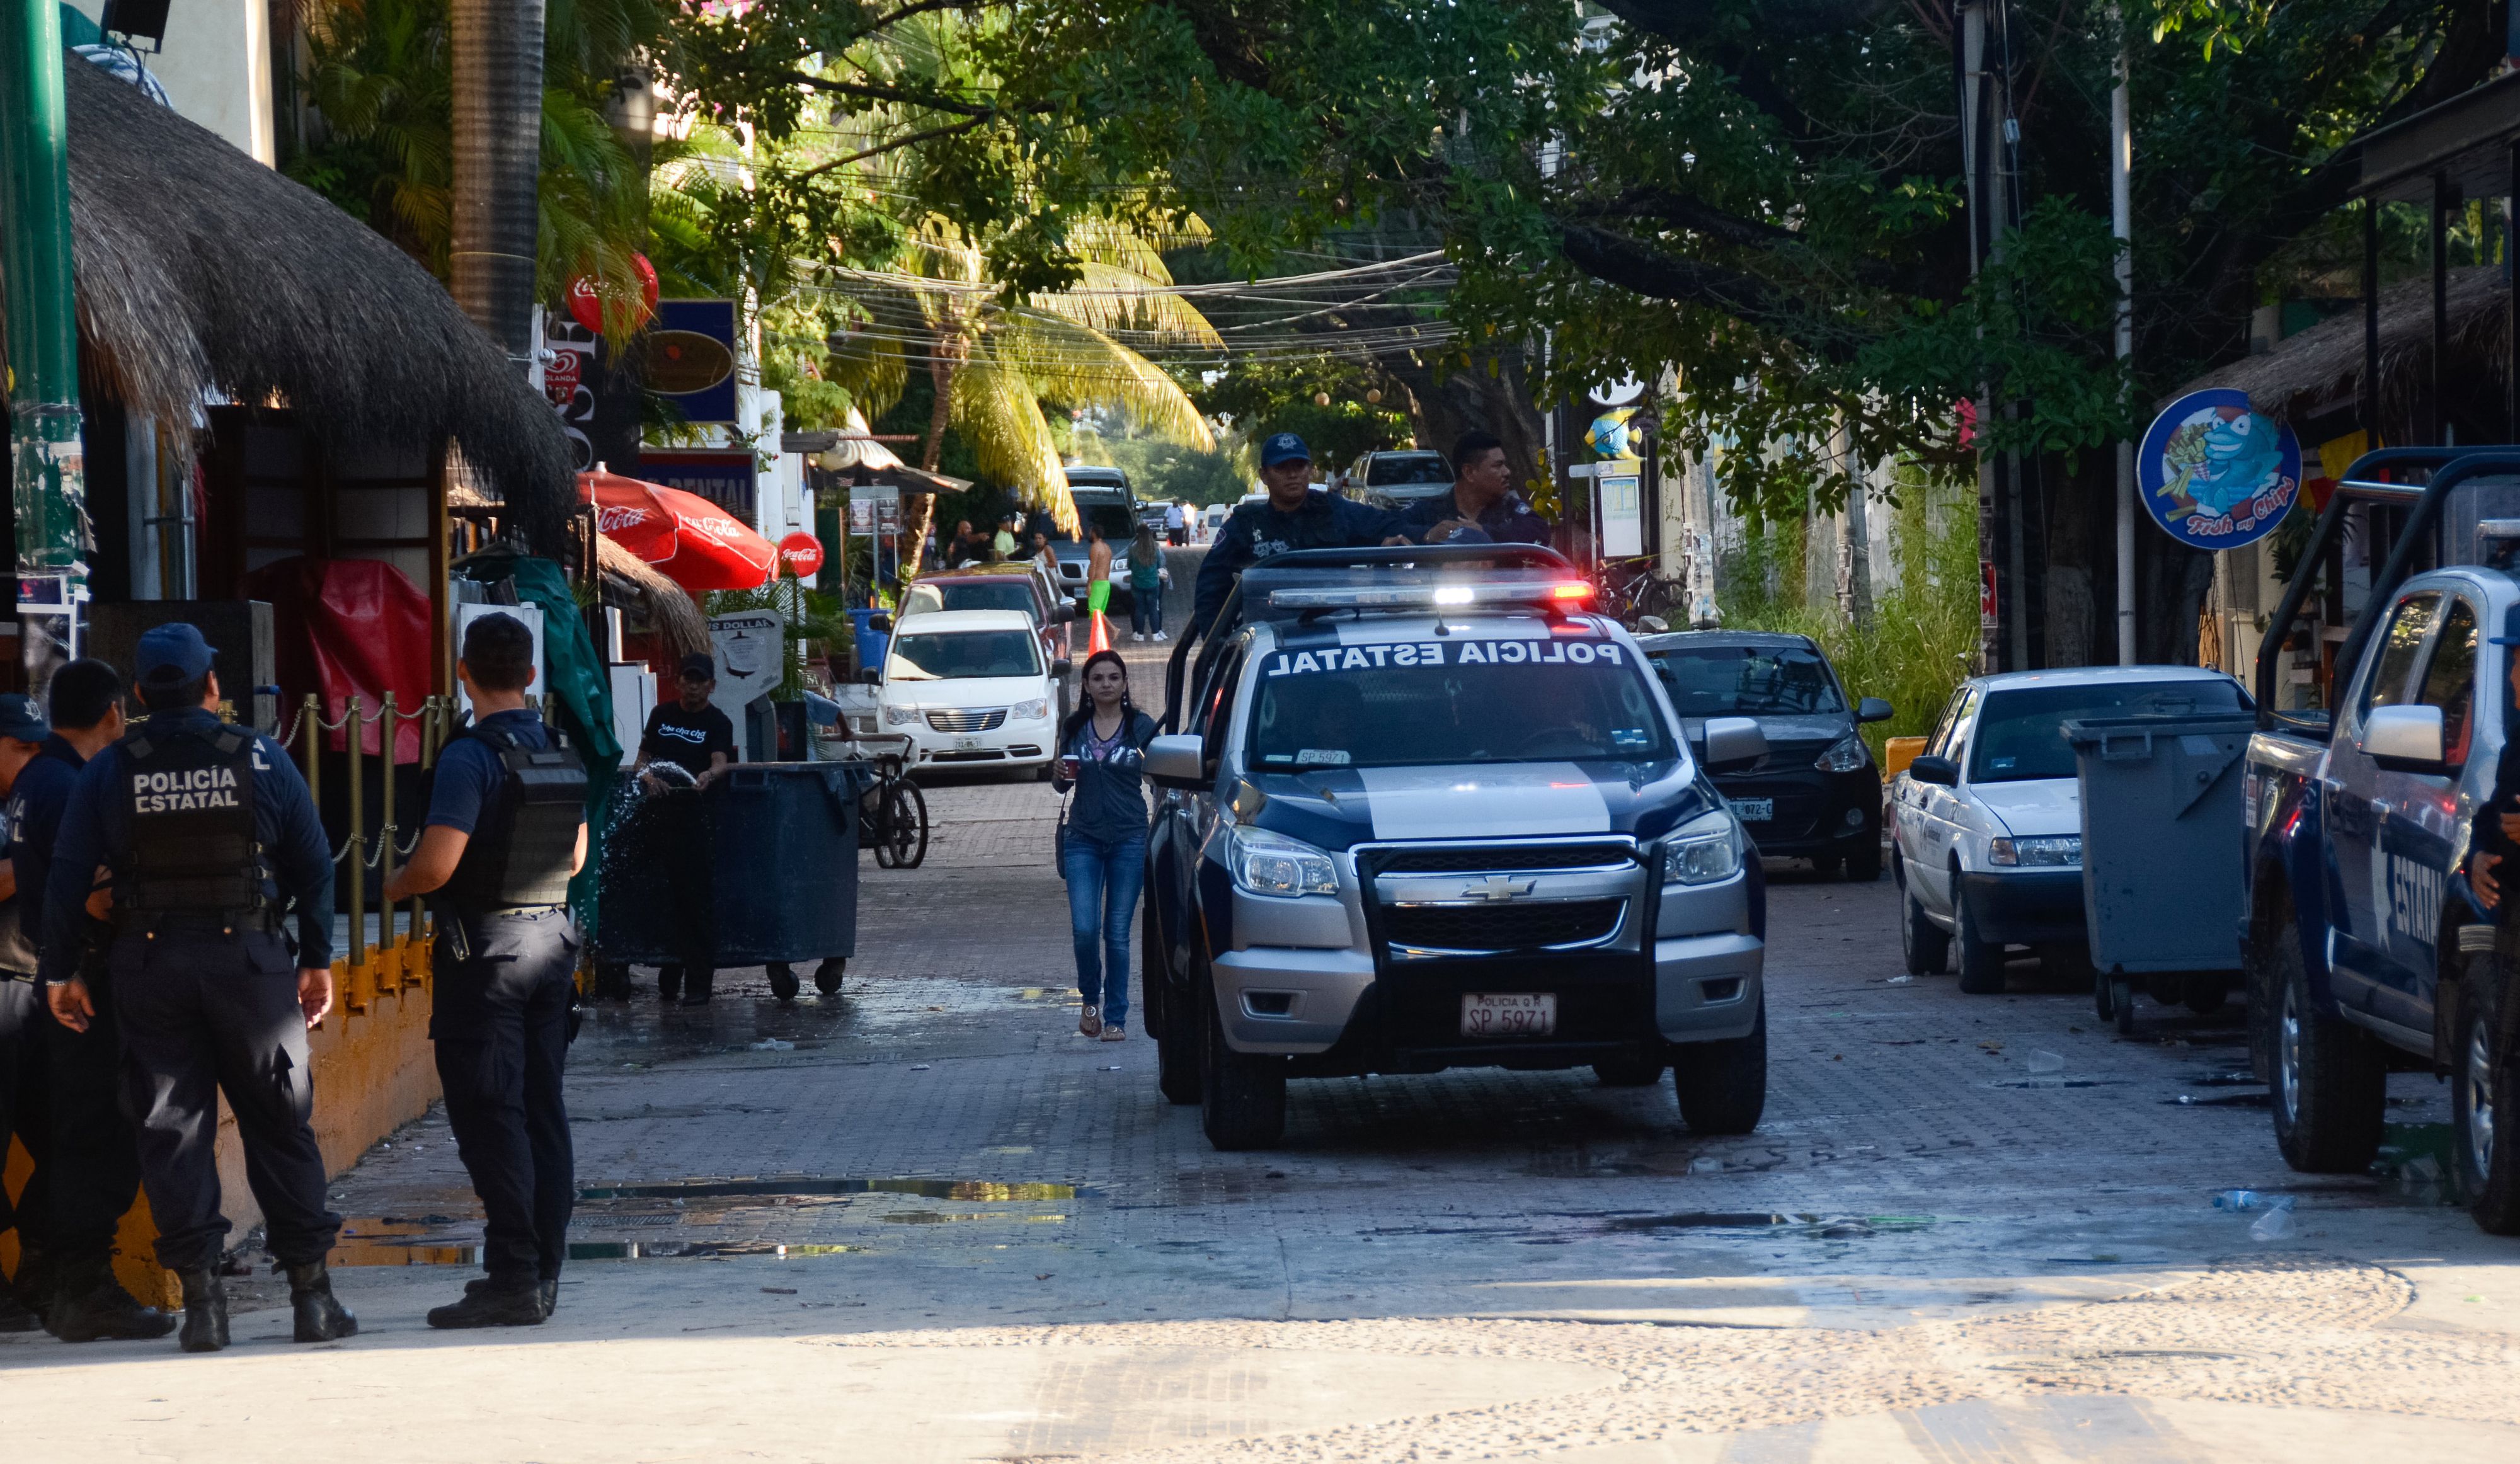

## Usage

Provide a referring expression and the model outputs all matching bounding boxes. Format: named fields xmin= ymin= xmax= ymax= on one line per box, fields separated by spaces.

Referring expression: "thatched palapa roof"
xmin=0 ymin=53 xmax=572 ymax=549
xmin=2173 ymin=266 xmax=2509 ymax=447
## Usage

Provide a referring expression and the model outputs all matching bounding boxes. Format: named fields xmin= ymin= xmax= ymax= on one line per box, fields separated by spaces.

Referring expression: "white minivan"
xmin=876 ymin=609 xmax=1067 ymax=776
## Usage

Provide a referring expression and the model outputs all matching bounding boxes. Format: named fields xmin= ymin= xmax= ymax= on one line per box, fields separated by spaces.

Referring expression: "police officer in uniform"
xmin=1191 ymin=432 xmax=1399 ymax=641
xmin=0 ymin=692 xmax=62 ymax=1331
xmin=22 ymin=661 xmax=177 ymax=1342
xmin=383 ymin=612 xmax=587 ymax=1327
xmin=42 ymin=624 xmax=353 ymax=1352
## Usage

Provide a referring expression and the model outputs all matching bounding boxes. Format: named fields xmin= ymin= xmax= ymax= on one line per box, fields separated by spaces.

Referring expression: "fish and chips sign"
xmin=2138 ymin=388 xmax=2301 ymax=551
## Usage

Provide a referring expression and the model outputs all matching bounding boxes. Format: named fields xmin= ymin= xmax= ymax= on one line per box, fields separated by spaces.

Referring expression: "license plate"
xmin=1461 ymin=993 xmax=1556 ymax=1038
xmin=955 ymin=735 xmax=985 ymax=750
xmin=1732 ymin=797 xmax=1773 ymax=822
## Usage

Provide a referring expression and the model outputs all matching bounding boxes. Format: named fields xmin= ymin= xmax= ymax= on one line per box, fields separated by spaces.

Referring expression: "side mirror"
xmin=2364 ymin=703 xmax=2446 ymax=771
xmin=1908 ymin=753 xmax=1959 ymax=786
xmin=868 ymin=614 xmax=893 ymax=634
xmin=1857 ymin=696 xmax=1894 ymax=724
xmin=1052 ymin=658 xmax=1074 ymax=678
xmin=1053 ymin=601 xmax=1077 ymax=624
xmin=1145 ymin=734 xmax=1206 ymax=788
xmin=1637 ymin=615 xmax=1670 ymax=634
xmin=1701 ymin=716 xmax=1768 ymax=774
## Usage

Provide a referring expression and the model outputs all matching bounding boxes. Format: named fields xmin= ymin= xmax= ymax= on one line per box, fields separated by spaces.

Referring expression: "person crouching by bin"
xmin=632 ymin=654 xmax=735 ymax=1005
xmin=384 ymin=612 xmax=588 ymax=1327
xmin=40 ymin=624 xmax=353 ymax=1353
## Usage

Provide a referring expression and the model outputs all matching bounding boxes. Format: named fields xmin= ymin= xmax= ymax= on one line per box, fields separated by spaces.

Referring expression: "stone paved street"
xmin=6 ymin=620 xmax=2519 ymax=1460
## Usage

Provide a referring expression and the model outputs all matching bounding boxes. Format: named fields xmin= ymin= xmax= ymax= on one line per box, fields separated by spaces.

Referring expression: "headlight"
xmin=883 ymin=704 xmax=922 ymax=726
xmin=1814 ymin=731 xmax=1870 ymax=773
xmin=1987 ymin=835 xmax=2080 ymax=867
xmin=1226 ymin=826 xmax=1339 ymax=898
xmin=1662 ymin=809 xmax=1743 ymax=886
xmin=1012 ymin=698 xmax=1050 ymax=721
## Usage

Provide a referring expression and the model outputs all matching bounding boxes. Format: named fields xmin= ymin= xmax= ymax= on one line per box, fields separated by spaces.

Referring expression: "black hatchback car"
xmin=1637 ymin=631 xmax=1892 ymax=879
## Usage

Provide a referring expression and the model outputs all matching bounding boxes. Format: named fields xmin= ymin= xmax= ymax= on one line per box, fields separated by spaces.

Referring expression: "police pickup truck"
xmin=1140 ymin=545 xmax=1769 ymax=1150
xmin=2243 ymin=447 xmax=2520 ymax=1233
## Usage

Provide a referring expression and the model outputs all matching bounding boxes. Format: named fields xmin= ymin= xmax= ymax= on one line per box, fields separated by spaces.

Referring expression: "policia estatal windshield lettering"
xmin=384 ymin=610 xmax=589 ymax=1329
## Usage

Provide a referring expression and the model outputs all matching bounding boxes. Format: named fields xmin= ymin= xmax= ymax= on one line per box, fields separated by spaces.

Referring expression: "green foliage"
xmin=1075 ymin=430 xmax=1252 ymax=507
xmin=705 ymin=573 xmax=851 ymax=700
xmin=1189 ymin=358 xmax=1412 ymax=471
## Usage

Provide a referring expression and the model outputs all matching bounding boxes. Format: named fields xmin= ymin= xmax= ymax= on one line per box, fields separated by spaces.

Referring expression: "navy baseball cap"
xmin=0 ymin=694 xmax=45 ymax=743
xmin=1259 ymin=432 xmax=1311 ymax=467
xmin=678 ymin=653 xmax=718 ymax=681
xmin=134 ymin=622 xmax=217 ymax=686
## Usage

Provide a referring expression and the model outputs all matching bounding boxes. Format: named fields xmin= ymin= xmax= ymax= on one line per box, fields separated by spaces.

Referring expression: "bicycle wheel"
xmin=868 ymin=777 xmax=901 ymax=868
xmin=885 ymin=781 xmax=929 ymax=869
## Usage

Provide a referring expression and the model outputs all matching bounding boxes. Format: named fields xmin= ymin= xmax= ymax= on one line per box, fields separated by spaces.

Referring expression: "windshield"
xmin=888 ymin=629 xmax=1042 ymax=681
xmin=1060 ymin=493 xmax=1136 ymax=544
xmin=1247 ymin=633 xmax=1674 ymax=769
xmin=1969 ymin=680 xmax=2247 ymax=782
xmin=905 ymin=580 xmax=1037 ymax=617
xmin=1649 ymin=644 xmax=1845 ymax=716
xmin=1365 ymin=454 xmax=1451 ymax=486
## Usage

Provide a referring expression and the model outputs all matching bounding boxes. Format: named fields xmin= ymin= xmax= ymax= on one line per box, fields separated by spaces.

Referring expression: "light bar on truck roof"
xmin=1266 ymin=580 xmax=1594 ymax=611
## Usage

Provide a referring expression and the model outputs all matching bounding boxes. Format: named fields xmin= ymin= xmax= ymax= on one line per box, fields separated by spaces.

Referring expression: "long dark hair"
xmin=1059 ymin=649 xmax=1137 ymax=745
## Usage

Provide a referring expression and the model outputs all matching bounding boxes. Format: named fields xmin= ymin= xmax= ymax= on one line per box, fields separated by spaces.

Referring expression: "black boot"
xmin=678 ymin=966 xmax=715 ymax=1006
xmin=0 ymin=1290 xmax=40 ymax=1334
xmin=10 ymin=1241 xmax=57 ymax=1327
xmin=656 ymin=964 xmax=683 ymax=1002
xmin=47 ymin=1255 xmax=178 ymax=1342
xmin=457 ymin=1274 xmax=556 ymax=1320
xmin=177 ymin=1267 xmax=229 ymax=1353
xmin=428 ymin=1274 xmax=545 ymax=1329
xmin=285 ymin=1261 xmax=358 ymax=1342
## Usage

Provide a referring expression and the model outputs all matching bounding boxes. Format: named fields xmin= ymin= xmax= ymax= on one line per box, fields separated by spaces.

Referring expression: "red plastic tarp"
xmin=244 ymin=556 xmax=433 ymax=760
xmin=581 ymin=468 xmax=776 ymax=591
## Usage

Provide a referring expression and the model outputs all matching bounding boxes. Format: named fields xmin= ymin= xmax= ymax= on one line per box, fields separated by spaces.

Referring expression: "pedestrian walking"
xmin=384 ymin=612 xmax=587 ymax=1327
xmin=1129 ymin=525 xmax=1169 ymax=641
xmin=41 ymin=624 xmax=355 ymax=1353
xmin=13 ymin=662 xmax=177 ymax=1342
xmin=1053 ymin=651 xmax=1157 ymax=1040
xmin=632 ymin=654 xmax=736 ymax=1004
xmin=1164 ymin=500 xmax=1188 ymax=546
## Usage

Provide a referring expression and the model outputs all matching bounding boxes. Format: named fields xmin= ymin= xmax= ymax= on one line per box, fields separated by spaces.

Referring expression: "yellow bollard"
xmin=345 ymin=696 xmax=368 ymax=1014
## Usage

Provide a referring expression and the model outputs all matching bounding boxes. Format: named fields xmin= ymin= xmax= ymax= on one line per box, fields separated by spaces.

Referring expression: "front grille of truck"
xmin=926 ymin=708 xmax=1007 ymax=732
xmin=1383 ymin=898 xmax=1625 ymax=953
xmin=1377 ymin=844 xmax=1634 ymax=874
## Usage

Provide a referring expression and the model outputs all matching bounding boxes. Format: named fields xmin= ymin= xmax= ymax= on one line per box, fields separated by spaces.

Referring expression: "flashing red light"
xmin=1551 ymin=582 xmax=1593 ymax=600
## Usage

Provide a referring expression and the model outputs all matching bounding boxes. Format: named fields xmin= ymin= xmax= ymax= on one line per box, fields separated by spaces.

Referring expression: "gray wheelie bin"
xmin=2063 ymin=713 xmax=2257 ymax=1032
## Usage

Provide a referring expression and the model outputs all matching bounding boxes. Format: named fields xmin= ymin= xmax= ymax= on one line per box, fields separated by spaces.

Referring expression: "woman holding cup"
xmin=1053 ymin=651 xmax=1158 ymax=1039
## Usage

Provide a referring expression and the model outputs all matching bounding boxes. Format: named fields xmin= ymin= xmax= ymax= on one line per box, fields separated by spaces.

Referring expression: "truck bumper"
xmin=1955 ymin=869 xmax=2086 ymax=947
xmin=1212 ymin=946 xmax=1378 ymax=1054
xmin=1654 ymin=932 xmax=1765 ymax=1043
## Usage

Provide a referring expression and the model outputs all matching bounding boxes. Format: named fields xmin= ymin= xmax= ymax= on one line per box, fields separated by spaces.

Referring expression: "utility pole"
xmin=1 ymin=0 xmax=89 ymax=687
xmin=2111 ymin=9 xmax=2136 ymax=665
xmin=1957 ymin=1 xmax=2005 ymax=673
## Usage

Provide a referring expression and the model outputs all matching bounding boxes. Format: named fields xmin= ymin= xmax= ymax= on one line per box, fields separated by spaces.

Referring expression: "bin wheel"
xmin=2452 ymin=955 xmax=2520 ymax=1233
xmin=2110 ymin=976 xmax=2137 ymax=1036
xmin=814 ymin=958 xmax=846 ymax=996
xmin=767 ymin=963 xmax=800 ymax=1002
xmin=2093 ymin=968 xmax=2116 ymax=1022
xmin=2269 ymin=925 xmax=2386 ymax=1173
xmin=2182 ymin=975 xmax=2228 ymax=1015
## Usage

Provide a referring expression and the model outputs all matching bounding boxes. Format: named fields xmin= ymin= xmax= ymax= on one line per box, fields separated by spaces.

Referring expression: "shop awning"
xmin=581 ymin=469 xmax=776 ymax=592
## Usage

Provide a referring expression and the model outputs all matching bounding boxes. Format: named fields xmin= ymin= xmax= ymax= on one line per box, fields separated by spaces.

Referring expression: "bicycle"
xmin=1591 ymin=555 xmax=1684 ymax=629
xmin=861 ymin=748 xmax=931 ymax=870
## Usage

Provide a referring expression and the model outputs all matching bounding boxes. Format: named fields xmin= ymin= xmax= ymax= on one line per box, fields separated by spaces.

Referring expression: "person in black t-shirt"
xmin=628 ymin=655 xmax=735 ymax=1004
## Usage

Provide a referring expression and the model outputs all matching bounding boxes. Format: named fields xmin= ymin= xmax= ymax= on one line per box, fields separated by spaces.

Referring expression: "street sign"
xmin=778 ymin=531 xmax=826 ymax=578
xmin=2137 ymin=388 xmax=2301 ymax=551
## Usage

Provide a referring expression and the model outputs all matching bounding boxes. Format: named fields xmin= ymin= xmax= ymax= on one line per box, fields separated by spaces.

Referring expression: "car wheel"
xmin=1199 ymin=952 xmax=1286 ymax=1148
xmin=1843 ymin=838 xmax=1882 ymax=883
xmin=1593 ymin=1055 xmax=1666 ymax=1087
xmin=767 ymin=963 xmax=800 ymax=1003
xmin=1952 ymin=879 xmax=2005 ymax=995
xmin=2268 ymin=923 xmax=2386 ymax=1173
xmin=1033 ymin=760 xmax=1055 ymax=782
xmin=1146 ymin=905 xmax=1200 ymax=1106
xmin=2453 ymin=956 xmax=2520 ymax=1233
xmin=813 ymin=958 xmax=845 ymax=996
xmin=1671 ymin=993 xmax=1766 ymax=1135
xmin=1809 ymin=855 xmax=1843 ymax=880
xmin=1900 ymin=880 xmax=1949 ymax=977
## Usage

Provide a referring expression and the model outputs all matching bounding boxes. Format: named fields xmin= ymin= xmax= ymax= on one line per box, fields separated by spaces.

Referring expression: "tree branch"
xmin=1557 ymin=222 xmax=1865 ymax=360
xmin=789 ymin=114 xmax=995 ymax=180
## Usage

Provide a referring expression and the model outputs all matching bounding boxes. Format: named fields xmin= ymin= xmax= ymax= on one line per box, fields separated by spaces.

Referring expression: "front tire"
xmin=1671 ymin=995 xmax=1767 ymax=1135
xmin=1843 ymin=838 xmax=1882 ymax=883
xmin=1147 ymin=906 xmax=1199 ymax=1106
xmin=2267 ymin=922 xmax=2386 ymax=1172
xmin=1952 ymin=879 xmax=2005 ymax=995
xmin=2453 ymin=957 xmax=2520 ymax=1233
xmin=1199 ymin=956 xmax=1286 ymax=1149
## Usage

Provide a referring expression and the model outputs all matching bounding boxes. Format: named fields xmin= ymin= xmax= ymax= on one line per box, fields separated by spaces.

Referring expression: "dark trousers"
xmin=113 ymin=931 xmax=340 ymax=1271
xmin=432 ymin=910 xmax=576 ymax=1283
xmin=44 ymin=986 xmax=146 ymax=1262
xmin=0 ymin=980 xmax=57 ymax=1259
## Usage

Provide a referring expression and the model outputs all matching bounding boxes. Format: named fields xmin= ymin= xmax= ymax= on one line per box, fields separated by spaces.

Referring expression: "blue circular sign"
xmin=2137 ymin=388 xmax=2302 ymax=550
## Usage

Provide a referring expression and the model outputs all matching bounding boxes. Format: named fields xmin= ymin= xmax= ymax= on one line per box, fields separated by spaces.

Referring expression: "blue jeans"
xmin=1130 ymin=586 xmax=1163 ymax=635
xmin=1062 ymin=831 xmax=1145 ymax=1027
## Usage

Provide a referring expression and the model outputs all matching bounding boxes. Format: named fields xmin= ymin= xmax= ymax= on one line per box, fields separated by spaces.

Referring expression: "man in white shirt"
xmin=1163 ymin=500 xmax=1188 ymax=546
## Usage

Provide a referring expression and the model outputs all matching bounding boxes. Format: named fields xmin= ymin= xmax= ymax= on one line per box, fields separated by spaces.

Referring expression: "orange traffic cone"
xmin=1087 ymin=610 xmax=1111 ymax=655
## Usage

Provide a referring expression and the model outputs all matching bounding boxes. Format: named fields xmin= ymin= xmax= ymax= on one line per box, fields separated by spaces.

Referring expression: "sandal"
xmin=1079 ymin=1005 xmax=1102 ymax=1037
xmin=1101 ymin=1025 xmax=1126 ymax=1041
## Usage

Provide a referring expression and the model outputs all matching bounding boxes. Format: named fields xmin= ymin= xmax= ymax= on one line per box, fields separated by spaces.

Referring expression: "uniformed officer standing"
xmin=0 ymin=692 xmax=62 ymax=1332
xmin=42 ymin=624 xmax=353 ymax=1352
xmin=23 ymin=661 xmax=178 ymax=1342
xmin=382 ymin=612 xmax=587 ymax=1327
xmin=1190 ymin=432 xmax=1400 ymax=640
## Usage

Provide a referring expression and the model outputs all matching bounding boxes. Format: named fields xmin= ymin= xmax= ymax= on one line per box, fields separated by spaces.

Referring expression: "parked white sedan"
xmin=1889 ymin=665 xmax=2248 ymax=993
xmin=875 ymin=609 xmax=1067 ymax=777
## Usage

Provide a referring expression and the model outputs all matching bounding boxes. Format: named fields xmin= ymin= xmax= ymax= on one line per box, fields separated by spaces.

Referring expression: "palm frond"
xmin=994 ymin=309 xmax=1215 ymax=450
xmin=951 ymin=349 xmax=1078 ymax=532
xmin=1028 ymin=261 xmax=1221 ymax=344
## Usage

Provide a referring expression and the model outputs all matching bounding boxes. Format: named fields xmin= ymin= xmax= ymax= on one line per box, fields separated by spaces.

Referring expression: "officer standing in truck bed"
xmin=40 ymin=624 xmax=353 ymax=1352
xmin=384 ymin=611 xmax=587 ymax=1327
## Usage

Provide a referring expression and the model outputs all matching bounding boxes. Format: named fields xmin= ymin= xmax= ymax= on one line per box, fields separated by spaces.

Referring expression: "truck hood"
xmin=1970 ymin=777 xmax=2080 ymax=837
xmin=1245 ymin=759 xmax=1714 ymax=853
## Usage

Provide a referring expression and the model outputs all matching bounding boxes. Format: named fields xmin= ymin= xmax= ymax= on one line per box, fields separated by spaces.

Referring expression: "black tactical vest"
xmin=438 ymin=723 xmax=587 ymax=912
xmin=119 ymin=723 xmax=266 ymax=923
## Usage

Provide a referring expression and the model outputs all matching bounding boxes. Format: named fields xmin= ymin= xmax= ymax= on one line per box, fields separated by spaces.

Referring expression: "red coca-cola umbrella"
xmin=580 ymin=469 xmax=777 ymax=591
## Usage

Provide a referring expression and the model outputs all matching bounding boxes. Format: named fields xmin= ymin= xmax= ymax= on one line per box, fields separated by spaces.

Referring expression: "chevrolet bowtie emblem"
xmin=1465 ymin=875 xmax=1538 ymax=901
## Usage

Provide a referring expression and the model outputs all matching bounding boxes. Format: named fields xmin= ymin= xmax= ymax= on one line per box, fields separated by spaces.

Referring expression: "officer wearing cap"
xmin=42 ymin=623 xmax=354 ymax=1353
xmin=1191 ymin=432 xmax=1400 ymax=639
xmin=0 ymin=690 xmax=65 ymax=1331
xmin=383 ymin=612 xmax=586 ymax=1327
xmin=17 ymin=661 xmax=178 ymax=1342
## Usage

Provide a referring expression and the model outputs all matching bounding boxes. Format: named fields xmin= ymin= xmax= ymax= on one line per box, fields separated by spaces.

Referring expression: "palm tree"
xmin=449 ymin=0 xmax=547 ymax=364
xmin=829 ymin=215 xmax=1219 ymax=554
